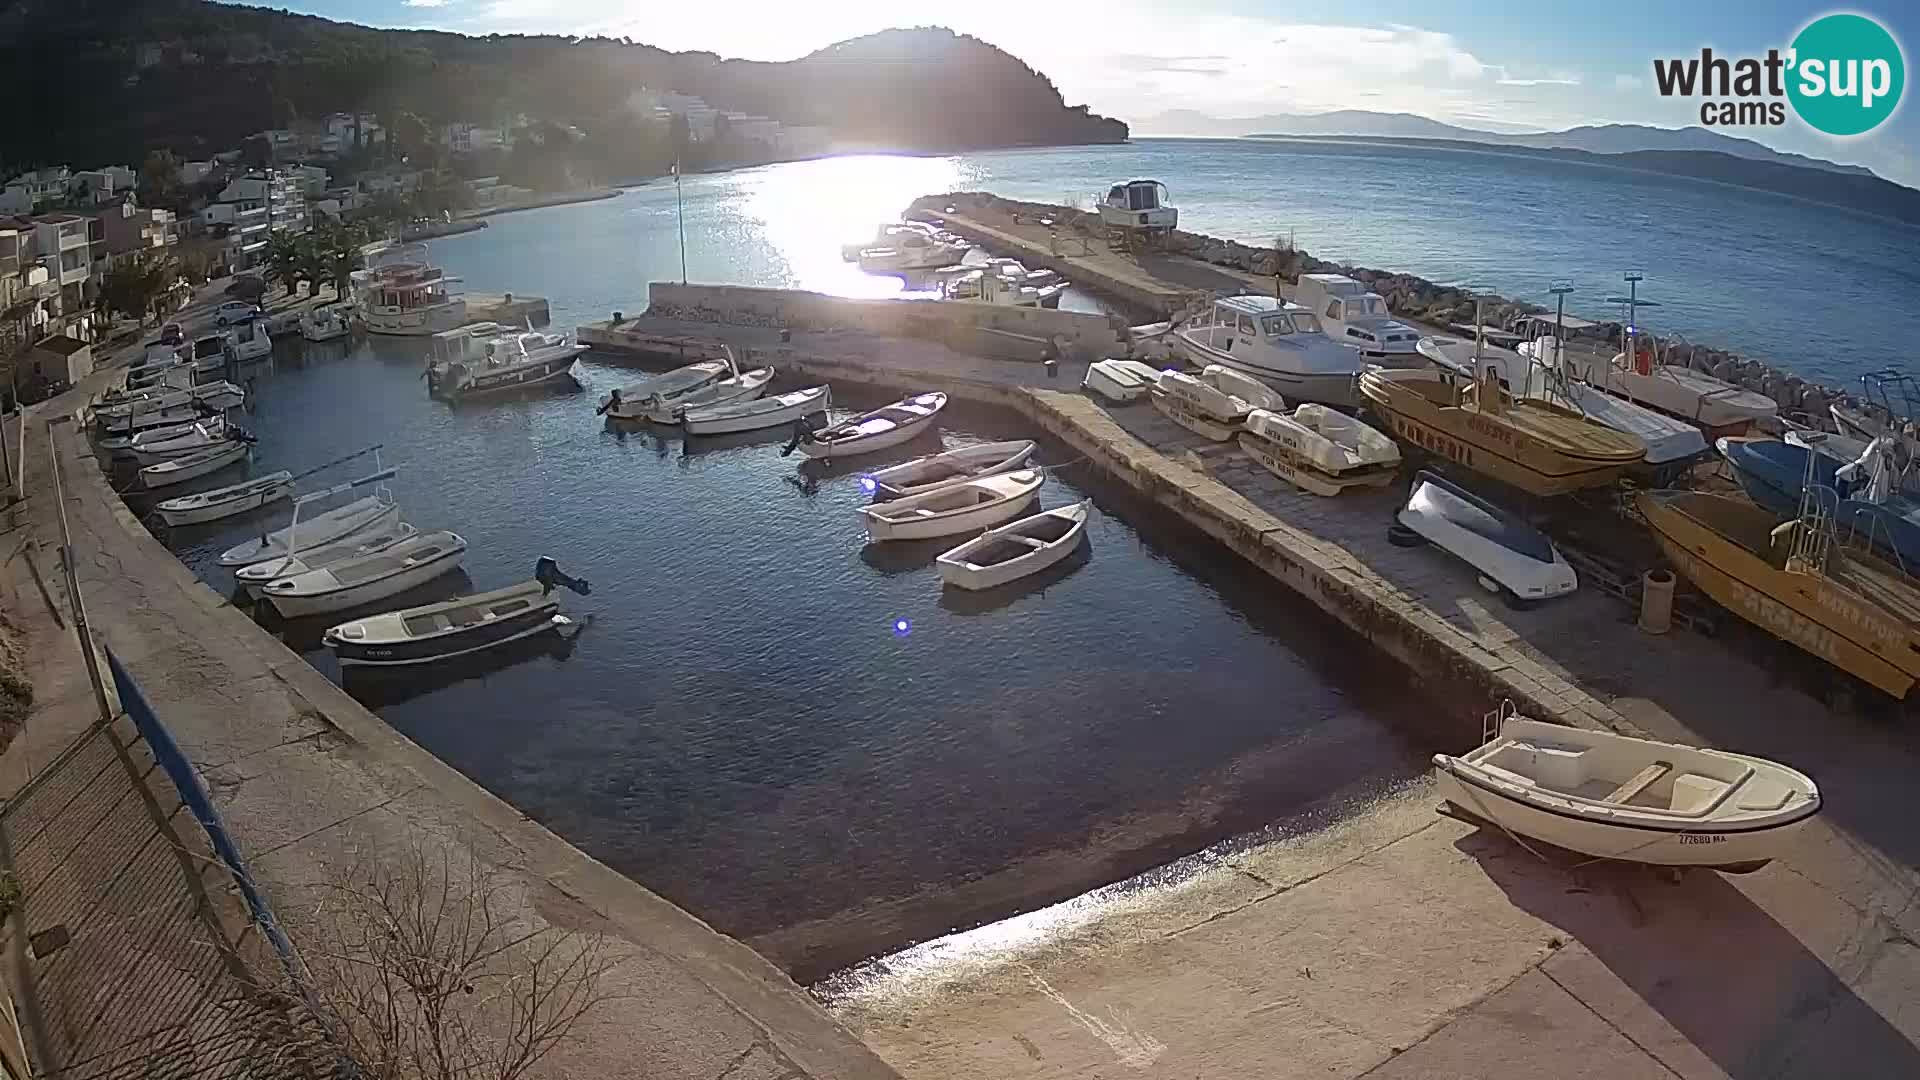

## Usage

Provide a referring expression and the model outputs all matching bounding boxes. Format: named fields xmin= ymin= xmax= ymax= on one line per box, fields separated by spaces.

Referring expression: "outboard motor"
xmin=596 ymin=387 xmax=622 ymax=417
xmin=535 ymin=557 xmax=592 ymax=597
xmin=780 ymin=417 xmax=817 ymax=457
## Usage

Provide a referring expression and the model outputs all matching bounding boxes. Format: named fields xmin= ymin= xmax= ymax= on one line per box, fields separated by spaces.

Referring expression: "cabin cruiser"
xmin=935 ymin=263 xmax=1065 ymax=308
xmin=1097 ymin=180 xmax=1177 ymax=232
xmin=841 ymin=221 xmax=967 ymax=261
xmin=227 ymin=315 xmax=273 ymax=362
xmin=855 ymin=229 xmax=968 ymax=274
xmin=300 ymin=302 xmax=354 ymax=343
xmin=426 ymin=323 xmax=586 ymax=398
xmin=1170 ymin=295 xmax=1363 ymax=407
xmin=189 ymin=332 xmax=232 ymax=373
xmin=352 ymin=243 xmax=468 ymax=336
xmin=1293 ymin=273 xmax=1424 ymax=364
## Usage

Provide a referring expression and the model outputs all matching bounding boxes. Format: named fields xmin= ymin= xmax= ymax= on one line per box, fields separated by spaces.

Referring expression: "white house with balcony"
xmin=93 ymin=202 xmax=177 ymax=263
xmin=1 ymin=168 xmax=73 ymax=214
xmin=441 ymin=123 xmax=507 ymax=154
xmin=71 ymin=166 xmax=136 ymax=204
xmin=204 ymin=171 xmax=308 ymax=272
xmin=28 ymin=214 xmax=92 ymax=310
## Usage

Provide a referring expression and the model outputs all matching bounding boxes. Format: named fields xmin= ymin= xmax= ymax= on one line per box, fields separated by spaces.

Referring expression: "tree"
xmin=262 ymin=231 xmax=306 ymax=296
xmin=98 ymin=253 xmax=175 ymax=323
xmin=138 ymin=149 xmax=183 ymax=208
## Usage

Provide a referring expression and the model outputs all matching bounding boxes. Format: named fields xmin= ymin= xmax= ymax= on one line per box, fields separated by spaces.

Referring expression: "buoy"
xmin=1639 ymin=569 xmax=1675 ymax=634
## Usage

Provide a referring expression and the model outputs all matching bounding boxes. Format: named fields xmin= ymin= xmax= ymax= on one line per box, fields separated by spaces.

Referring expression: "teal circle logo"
xmin=1787 ymin=13 xmax=1905 ymax=136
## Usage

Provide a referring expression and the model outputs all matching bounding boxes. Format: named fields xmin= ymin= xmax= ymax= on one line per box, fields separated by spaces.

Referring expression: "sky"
xmin=245 ymin=0 xmax=1917 ymax=185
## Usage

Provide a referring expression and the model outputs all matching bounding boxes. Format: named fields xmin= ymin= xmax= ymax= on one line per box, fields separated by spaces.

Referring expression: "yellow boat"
xmin=1636 ymin=489 xmax=1920 ymax=698
xmin=1359 ymin=364 xmax=1646 ymax=496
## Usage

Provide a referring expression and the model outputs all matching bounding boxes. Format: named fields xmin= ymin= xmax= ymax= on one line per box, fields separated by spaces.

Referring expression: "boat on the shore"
xmin=1718 ymin=436 xmax=1920 ymax=571
xmin=1238 ymin=404 xmax=1400 ymax=496
xmin=1434 ymin=709 xmax=1819 ymax=872
xmin=937 ymin=501 xmax=1091 ymax=590
xmin=1538 ymin=336 xmax=1778 ymax=436
xmin=597 ymin=358 xmax=731 ymax=420
xmin=235 ymin=522 xmax=418 ymax=598
xmin=1395 ymin=470 xmax=1578 ymax=604
xmin=1082 ymin=359 xmax=1162 ymax=403
xmin=323 ymin=558 xmax=592 ymax=667
xmin=1097 ymin=180 xmax=1177 ymax=233
xmin=258 ymin=530 xmax=468 ymax=619
xmin=682 ymin=385 xmax=829 ymax=436
xmin=352 ymin=243 xmax=468 ymax=337
xmin=1151 ymin=369 xmax=1255 ymax=441
xmin=140 ymin=439 xmax=250 ymax=489
xmin=1171 ymin=295 xmax=1363 ymax=407
xmin=426 ymin=325 xmax=586 ymax=399
xmin=217 ymin=470 xmax=399 ymax=568
xmin=1198 ymin=364 xmax=1286 ymax=412
xmin=860 ymin=468 xmax=1045 ymax=541
xmin=1293 ymin=273 xmax=1424 ymax=363
xmin=154 ymin=470 xmax=294 ymax=527
xmin=864 ymin=440 xmax=1037 ymax=500
xmin=792 ymin=392 xmax=947 ymax=460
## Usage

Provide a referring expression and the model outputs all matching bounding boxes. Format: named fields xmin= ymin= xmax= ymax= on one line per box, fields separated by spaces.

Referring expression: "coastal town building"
xmin=91 ymin=201 xmax=178 ymax=263
xmin=0 ymin=167 xmax=73 ymax=214
xmin=27 ymin=213 xmax=92 ymax=311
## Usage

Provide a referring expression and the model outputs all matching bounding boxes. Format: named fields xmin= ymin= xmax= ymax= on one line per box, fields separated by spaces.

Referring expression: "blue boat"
xmin=1717 ymin=437 xmax=1920 ymax=570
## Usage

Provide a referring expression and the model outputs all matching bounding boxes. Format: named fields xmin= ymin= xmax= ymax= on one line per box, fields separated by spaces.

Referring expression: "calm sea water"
xmin=441 ymin=137 xmax=1920 ymax=387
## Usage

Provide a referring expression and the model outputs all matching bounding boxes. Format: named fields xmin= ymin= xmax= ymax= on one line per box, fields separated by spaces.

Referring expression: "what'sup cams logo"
xmin=1652 ymin=13 xmax=1905 ymax=136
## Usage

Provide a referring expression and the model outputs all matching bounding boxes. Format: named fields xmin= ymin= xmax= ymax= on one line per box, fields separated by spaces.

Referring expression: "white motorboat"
xmin=1150 ymin=369 xmax=1253 ymax=441
xmin=101 ymin=404 xmax=221 ymax=445
xmin=794 ymin=392 xmax=947 ymax=460
xmin=841 ymin=221 xmax=954 ymax=261
xmin=258 ymin=530 xmax=468 ymax=619
xmin=1545 ymin=338 xmax=1778 ymax=435
xmin=864 ymin=439 xmax=1037 ymax=499
xmin=855 ymin=230 xmax=968 ymax=274
xmin=140 ymin=440 xmax=249 ymax=489
xmin=426 ymin=325 xmax=586 ymax=398
xmin=235 ymin=522 xmax=418 ymax=598
xmin=1394 ymin=470 xmax=1577 ymax=604
xmin=125 ymin=354 xmax=185 ymax=389
xmin=1197 ymin=364 xmax=1286 ymax=412
xmin=1097 ymin=180 xmax=1177 ymax=232
xmin=682 ymin=386 xmax=830 ymax=436
xmin=131 ymin=421 xmax=238 ymax=465
xmin=227 ymin=317 xmax=273 ymax=363
xmin=300 ymin=303 xmax=354 ymax=343
xmin=1082 ymin=359 xmax=1163 ymax=404
xmin=1238 ymin=405 xmax=1400 ymax=496
xmin=217 ymin=472 xmax=399 ymax=568
xmin=351 ymin=243 xmax=468 ymax=336
xmin=324 ymin=559 xmax=592 ymax=667
xmin=1171 ymin=295 xmax=1362 ymax=407
xmin=154 ymin=471 xmax=294 ymax=527
xmin=96 ymin=381 xmax=244 ymax=430
xmin=860 ymin=468 xmax=1045 ymax=541
xmin=642 ymin=366 xmax=774 ymax=424
xmin=936 ymin=501 xmax=1090 ymax=590
xmin=189 ymin=333 xmax=232 ymax=373
xmin=1434 ymin=710 xmax=1819 ymax=872
xmin=597 ymin=358 xmax=731 ymax=420
xmin=1294 ymin=273 xmax=1424 ymax=363
xmin=935 ymin=265 xmax=1064 ymax=309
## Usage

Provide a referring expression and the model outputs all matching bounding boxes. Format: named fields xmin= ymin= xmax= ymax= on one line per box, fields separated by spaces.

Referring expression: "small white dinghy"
xmin=259 ymin=530 xmax=468 ymax=619
xmin=795 ymin=392 xmax=947 ymax=460
xmin=861 ymin=468 xmax=1045 ymax=541
xmin=154 ymin=471 xmax=294 ymax=526
xmin=1150 ymin=369 xmax=1252 ymax=441
xmin=324 ymin=559 xmax=592 ymax=667
xmin=132 ymin=421 xmax=237 ymax=465
xmin=682 ymin=386 xmax=829 ymax=436
xmin=936 ymin=500 xmax=1090 ymax=590
xmin=1082 ymin=359 xmax=1163 ymax=403
xmin=1394 ymin=470 xmax=1577 ymax=605
xmin=1435 ymin=708 xmax=1819 ymax=873
xmin=1238 ymin=405 xmax=1401 ymax=496
xmin=103 ymin=416 xmax=215 ymax=456
xmin=642 ymin=366 xmax=774 ymax=424
xmin=597 ymin=358 xmax=731 ymax=420
xmin=218 ymin=471 xmax=399 ymax=567
xmin=236 ymin=522 xmax=418 ymax=598
xmin=140 ymin=441 xmax=249 ymax=488
xmin=1197 ymin=364 xmax=1286 ymax=412
xmin=863 ymin=440 xmax=1037 ymax=499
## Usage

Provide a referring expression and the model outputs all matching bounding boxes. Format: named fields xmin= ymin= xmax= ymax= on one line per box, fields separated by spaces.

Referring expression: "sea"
xmin=145 ymin=136 xmax=1914 ymax=979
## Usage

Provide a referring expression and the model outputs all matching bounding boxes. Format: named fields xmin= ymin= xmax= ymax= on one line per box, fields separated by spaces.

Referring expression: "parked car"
xmin=215 ymin=301 xmax=261 ymax=326
xmin=159 ymin=322 xmax=184 ymax=346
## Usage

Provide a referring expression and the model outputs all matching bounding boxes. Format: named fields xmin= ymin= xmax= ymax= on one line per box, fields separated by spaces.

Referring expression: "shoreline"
xmin=458 ymin=187 xmax=624 ymax=220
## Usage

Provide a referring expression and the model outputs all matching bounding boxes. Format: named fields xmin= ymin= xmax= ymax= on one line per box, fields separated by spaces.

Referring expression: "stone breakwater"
xmin=911 ymin=192 xmax=1867 ymax=432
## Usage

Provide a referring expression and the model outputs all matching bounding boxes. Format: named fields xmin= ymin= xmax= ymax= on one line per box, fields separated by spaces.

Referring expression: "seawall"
xmin=19 ymin=405 xmax=898 ymax=1079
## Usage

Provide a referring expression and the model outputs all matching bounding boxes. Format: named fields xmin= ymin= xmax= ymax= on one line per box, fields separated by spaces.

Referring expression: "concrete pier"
xmin=469 ymin=291 xmax=551 ymax=327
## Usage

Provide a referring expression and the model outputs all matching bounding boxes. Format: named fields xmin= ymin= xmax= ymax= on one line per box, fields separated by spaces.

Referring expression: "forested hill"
xmin=0 ymin=1 xmax=1127 ymax=167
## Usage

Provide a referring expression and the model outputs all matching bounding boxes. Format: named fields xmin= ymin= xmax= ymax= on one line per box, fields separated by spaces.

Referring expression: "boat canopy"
xmin=1106 ymin=180 xmax=1170 ymax=210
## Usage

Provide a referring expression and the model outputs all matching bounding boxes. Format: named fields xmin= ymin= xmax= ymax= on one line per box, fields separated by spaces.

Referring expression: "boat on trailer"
xmin=1294 ymin=273 xmax=1425 ymax=363
xmin=936 ymin=501 xmax=1090 ymax=590
xmin=1435 ymin=706 xmax=1820 ymax=873
xmin=1082 ymin=359 xmax=1162 ymax=403
xmin=1394 ymin=470 xmax=1578 ymax=605
xmin=793 ymin=392 xmax=947 ymax=461
xmin=1171 ymin=295 xmax=1363 ymax=407
xmin=860 ymin=469 xmax=1046 ymax=541
xmin=1238 ymin=405 xmax=1400 ymax=496
xmin=154 ymin=471 xmax=294 ymax=527
xmin=324 ymin=558 xmax=592 ymax=667
xmin=217 ymin=468 xmax=399 ymax=567
xmin=1150 ymin=369 xmax=1253 ymax=441
xmin=682 ymin=386 xmax=830 ymax=436
xmin=258 ymin=530 xmax=468 ymax=619
xmin=863 ymin=440 xmax=1037 ymax=500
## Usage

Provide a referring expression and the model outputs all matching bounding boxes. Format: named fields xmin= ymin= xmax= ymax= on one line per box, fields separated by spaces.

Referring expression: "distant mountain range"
xmin=1138 ymin=109 xmax=1877 ymax=179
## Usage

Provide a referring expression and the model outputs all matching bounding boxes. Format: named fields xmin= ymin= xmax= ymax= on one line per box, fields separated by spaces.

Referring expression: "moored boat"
xmin=352 ymin=243 xmax=468 ymax=336
xmin=258 ymin=530 xmax=468 ymax=619
xmin=235 ymin=522 xmax=419 ymax=598
xmin=597 ymin=358 xmax=731 ymax=420
xmin=300 ymin=302 xmax=354 ymax=343
xmin=1435 ymin=709 xmax=1820 ymax=872
xmin=644 ymin=365 xmax=774 ymax=424
xmin=154 ymin=471 xmax=294 ymax=527
xmin=793 ymin=392 xmax=947 ymax=460
xmin=681 ymin=386 xmax=829 ymax=436
xmin=139 ymin=439 xmax=250 ymax=489
xmin=1238 ymin=405 xmax=1401 ymax=496
xmin=936 ymin=501 xmax=1090 ymax=590
xmin=323 ymin=558 xmax=592 ymax=666
xmin=861 ymin=468 xmax=1045 ymax=541
xmin=217 ymin=472 xmax=399 ymax=568
xmin=1395 ymin=470 xmax=1578 ymax=604
xmin=427 ymin=324 xmax=585 ymax=398
xmin=863 ymin=439 xmax=1037 ymax=499
xmin=1082 ymin=359 xmax=1161 ymax=403
xmin=130 ymin=420 xmax=238 ymax=466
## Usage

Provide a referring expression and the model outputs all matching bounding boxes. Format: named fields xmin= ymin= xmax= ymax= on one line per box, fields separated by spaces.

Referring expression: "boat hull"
xmin=263 ymin=544 xmax=466 ymax=619
xmin=436 ymin=355 xmax=582 ymax=398
xmin=1361 ymin=375 xmax=1638 ymax=497
xmin=1718 ymin=437 xmax=1920 ymax=568
xmin=868 ymin=440 xmax=1037 ymax=499
xmin=1150 ymin=387 xmax=1238 ymax=441
xmin=864 ymin=490 xmax=1040 ymax=541
xmin=682 ymin=389 xmax=828 ymax=435
xmin=1082 ymin=361 xmax=1157 ymax=403
xmin=155 ymin=474 xmax=294 ymax=526
xmin=799 ymin=416 xmax=930 ymax=460
xmin=1171 ymin=332 xmax=1359 ymax=408
xmin=936 ymin=504 xmax=1089 ymax=590
xmin=362 ymin=302 xmax=470 ymax=337
xmin=1238 ymin=428 xmax=1396 ymax=496
xmin=329 ymin=606 xmax=563 ymax=666
xmin=140 ymin=443 xmax=248 ymax=488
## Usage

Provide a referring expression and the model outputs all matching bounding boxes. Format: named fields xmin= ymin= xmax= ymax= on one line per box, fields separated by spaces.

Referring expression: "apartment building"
xmin=92 ymin=201 xmax=178 ymax=263
xmin=28 ymin=214 xmax=92 ymax=311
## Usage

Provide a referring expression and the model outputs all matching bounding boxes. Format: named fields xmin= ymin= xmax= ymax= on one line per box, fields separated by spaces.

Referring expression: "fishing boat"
xmin=860 ymin=468 xmax=1045 ymax=541
xmin=227 ymin=316 xmax=273 ymax=363
xmin=1150 ymin=369 xmax=1253 ymax=441
xmin=130 ymin=420 xmax=238 ymax=466
xmin=863 ymin=440 xmax=1037 ymax=500
xmin=642 ymin=365 xmax=774 ymax=424
xmin=96 ymin=381 xmax=244 ymax=432
xmin=1395 ymin=470 xmax=1578 ymax=604
xmin=1238 ymin=405 xmax=1400 ymax=496
xmin=217 ymin=470 xmax=399 ymax=568
xmin=1294 ymin=273 xmax=1424 ymax=363
xmin=1082 ymin=359 xmax=1162 ymax=404
xmin=1546 ymin=338 xmax=1778 ymax=436
xmin=1718 ymin=436 xmax=1920 ymax=572
xmin=935 ymin=265 xmax=1065 ymax=309
xmin=1434 ymin=707 xmax=1820 ymax=872
xmin=103 ymin=414 xmax=221 ymax=455
xmin=189 ymin=333 xmax=232 ymax=373
xmin=351 ymin=243 xmax=468 ymax=337
xmin=1637 ymin=484 xmax=1920 ymax=698
xmin=682 ymin=386 xmax=829 ymax=436
xmin=426 ymin=325 xmax=586 ymax=398
xmin=154 ymin=471 xmax=294 ymax=527
xmin=1830 ymin=370 xmax=1919 ymax=452
xmin=124 ymin=352 xmax=185 ymax=389
xmin=840 ymin=222 xmax=961 ymax=261
xmin=1171 ymin=295 xmax=1363 ymax=407
xmin=258 ymin=530 xmax=468 ymax=619
xmin=936 ymin=501 xmax=1090 ymax=590
xmin=235 ymin=522 xmax=417 ymax=598
xmin=140 ymin=439 xmax=250 ymax=489
xmin=597 ymin=358 xmax=731 ymax=420
xmin=323 ymin=558 xmax=592 ymax=667
xmin=300 ymin=303 xmax=354 ymax=343
xmin=792 ymin=392 xmax=947 ymax=460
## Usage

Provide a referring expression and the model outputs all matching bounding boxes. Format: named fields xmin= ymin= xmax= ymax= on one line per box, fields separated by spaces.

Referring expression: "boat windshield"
xmin=1262 ymin=315 xmax=1294 ymax=336
xmin=1291 ymin=313 xmax=1323 ymax=334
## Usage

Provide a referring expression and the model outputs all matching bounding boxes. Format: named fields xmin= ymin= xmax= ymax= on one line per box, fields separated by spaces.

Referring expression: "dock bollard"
xmin=612 ymin=310 xmax=624 ymax=325
xmin=1044 ymin=358 xmax=1058 ymax=378
xmin=1639 ymin=569 xmax=1675 ymax=635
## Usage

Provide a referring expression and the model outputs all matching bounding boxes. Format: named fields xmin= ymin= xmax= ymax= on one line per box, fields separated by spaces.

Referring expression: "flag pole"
xmin=674 ymin=158 xmax=687 ymax=285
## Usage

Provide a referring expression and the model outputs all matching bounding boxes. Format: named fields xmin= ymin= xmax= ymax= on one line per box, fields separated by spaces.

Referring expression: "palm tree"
xmin=263 ymin=232 xmax=305 ymax=297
